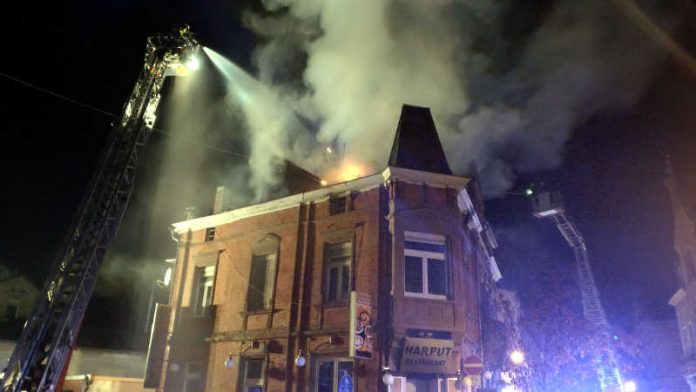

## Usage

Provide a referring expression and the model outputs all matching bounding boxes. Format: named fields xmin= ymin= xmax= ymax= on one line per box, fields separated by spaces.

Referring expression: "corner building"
xmin=148 ymin=105 xmax=506 ymax=391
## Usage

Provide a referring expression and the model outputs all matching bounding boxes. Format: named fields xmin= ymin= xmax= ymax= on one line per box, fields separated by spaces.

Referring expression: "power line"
xmin=0 ymin=70 xmax=323 ymax=182
xmin=0 ymin=71 xmax=118 ymax=119
xmin=0 ymin=70 xmax=247 ymax=159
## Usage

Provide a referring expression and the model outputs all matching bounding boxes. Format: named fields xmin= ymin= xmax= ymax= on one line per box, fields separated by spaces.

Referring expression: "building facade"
xmin=146 ymin=105 xmax=513 ymax=391
xmin=668 ymin=171 xmax=696 ymax=391
xmin=0 ymin=272 xmax=39 ymax=340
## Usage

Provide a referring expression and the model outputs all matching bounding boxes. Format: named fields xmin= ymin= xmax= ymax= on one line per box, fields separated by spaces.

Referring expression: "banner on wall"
xmin=349 ymin=291 xmax=374 ymax=360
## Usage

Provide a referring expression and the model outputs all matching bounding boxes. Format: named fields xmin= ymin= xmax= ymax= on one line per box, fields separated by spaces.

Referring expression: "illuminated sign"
xmin=400 ymin=337 xmax=457 ymax=374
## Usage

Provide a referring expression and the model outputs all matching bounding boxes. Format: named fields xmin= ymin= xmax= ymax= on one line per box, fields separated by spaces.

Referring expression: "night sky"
xmin=1 ymin=0 xmax=695 ymax=348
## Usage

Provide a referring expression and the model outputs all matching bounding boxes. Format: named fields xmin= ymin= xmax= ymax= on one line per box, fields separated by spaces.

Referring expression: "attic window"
xmin=329 ymin=196 xmax=347 ymax=215
xmin=205 ymin=227 xmax=216 ymax=242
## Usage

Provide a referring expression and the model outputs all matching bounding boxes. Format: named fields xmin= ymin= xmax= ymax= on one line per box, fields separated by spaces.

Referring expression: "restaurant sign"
xmin=400 ymin=337 xmax=457 ymax=374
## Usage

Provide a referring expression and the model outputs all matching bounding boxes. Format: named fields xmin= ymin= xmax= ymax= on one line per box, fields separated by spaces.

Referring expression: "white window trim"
xmin=404 ymin=233 xmax=447 ymax=300
xmin=405 ymin=231 xmax=446 ymax=243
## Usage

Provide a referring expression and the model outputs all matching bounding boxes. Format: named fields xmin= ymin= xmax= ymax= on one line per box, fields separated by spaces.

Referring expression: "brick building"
xmin=146 ymin=105 xmax=512 ymax=391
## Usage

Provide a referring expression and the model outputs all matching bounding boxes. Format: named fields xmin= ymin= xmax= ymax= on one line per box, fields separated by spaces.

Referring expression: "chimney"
xmin=213 ymin=186 xmax=232 ymax=214
xmin=185 ymin=207 xmax=196 ymax=220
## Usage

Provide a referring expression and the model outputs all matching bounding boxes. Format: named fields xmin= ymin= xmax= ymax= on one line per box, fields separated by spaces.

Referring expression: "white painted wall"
xmin=1 ymin=340 xmax=146 ymax=378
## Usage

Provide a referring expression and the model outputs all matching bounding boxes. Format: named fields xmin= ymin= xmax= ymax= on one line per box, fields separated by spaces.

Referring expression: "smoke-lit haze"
xmin=242 ymin=0 xmax=671 ymax=195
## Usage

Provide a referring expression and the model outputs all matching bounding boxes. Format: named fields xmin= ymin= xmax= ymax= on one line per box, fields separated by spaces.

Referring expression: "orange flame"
xmin=322 ymin=159 xmax=370 ymax=185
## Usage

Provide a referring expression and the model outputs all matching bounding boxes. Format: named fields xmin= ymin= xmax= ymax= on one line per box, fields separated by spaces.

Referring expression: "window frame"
xmin=182 ymin=361 xmax=203 ymax=392
xmin=329 ymin=196 xmax=347 ymax=215
xmin=193 ymin=266 xmax=215 ymax=317
xmin=3 ymin=300 xmax=20 ymax=320
xmin=403 ymin=231 xmax=448 ymax=300
xmin=324 ymin=241 xmax=352 ymax=303
xmin=205 ymin=227 xmax=216 ymax=242
xmin=314 ymin=357 xmax=354 ymax=392
xmin=246 ymin=253 xmax=277 ymax=312
xmin=240 ymin=357 xmax=266 ymax=392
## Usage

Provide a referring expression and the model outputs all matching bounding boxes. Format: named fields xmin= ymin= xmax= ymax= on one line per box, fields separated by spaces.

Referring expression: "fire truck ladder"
xmin=1 ymin=27 xmax=198 ymax=392
xmin=532 ymin=191 xmax=624 ymax=392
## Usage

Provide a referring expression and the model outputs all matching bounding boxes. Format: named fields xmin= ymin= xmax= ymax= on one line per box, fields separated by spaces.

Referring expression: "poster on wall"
xmin=349 ymin=291 xmax=373 ymax=360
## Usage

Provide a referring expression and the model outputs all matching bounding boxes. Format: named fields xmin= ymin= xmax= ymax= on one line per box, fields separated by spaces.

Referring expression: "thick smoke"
xmin=204 ymin=48 xmax=324 ymax=201
xmin=244 ymin=0 xmax=671 ymax=195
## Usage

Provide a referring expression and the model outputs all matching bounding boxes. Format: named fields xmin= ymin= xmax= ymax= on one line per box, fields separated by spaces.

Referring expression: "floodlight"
xmin=185 ymin=56 xmax=201 ymax=71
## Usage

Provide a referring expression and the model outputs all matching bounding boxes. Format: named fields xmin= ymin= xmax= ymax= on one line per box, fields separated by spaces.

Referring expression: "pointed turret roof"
xmin=388 ymin=104 xmax=453 ymax=175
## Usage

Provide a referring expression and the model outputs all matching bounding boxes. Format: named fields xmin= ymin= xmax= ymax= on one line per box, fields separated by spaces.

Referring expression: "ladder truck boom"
xmin=532 ymin=191 xmax=624 ymax=392
xmin=1 ymin=26 xmax=198 ymax=392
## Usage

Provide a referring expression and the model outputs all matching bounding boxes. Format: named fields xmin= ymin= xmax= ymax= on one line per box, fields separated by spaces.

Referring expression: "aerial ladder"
xmin=1 ymin=26 xmax=198 ymax=392
xmin=531 ymin=191 xmax=624 ymax=392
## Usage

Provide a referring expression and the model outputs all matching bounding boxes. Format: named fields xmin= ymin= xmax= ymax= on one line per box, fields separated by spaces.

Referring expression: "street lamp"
xmin=382 ymin=367 xmax=394 ymax=390
xmin=224 ymin=354 xmax=235 ymax=369
xmin=483 ymin=370 xmax=494 ymax=389
xmin=624 ymin=380 xmax=637 ymax=392
xmin=294 ymin=349 xmax=306 ymax=367
xmin=453 ymin=370 xmax=463 ymax=390
xmin=509 ymin=350 xmax=525 ymax=365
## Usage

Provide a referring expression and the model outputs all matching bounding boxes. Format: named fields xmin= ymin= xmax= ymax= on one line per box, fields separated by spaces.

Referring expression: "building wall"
xmin=153 ymin=168 xmax=504 ymax=392
xmin=158 ymin=186 xmax=386 ymax=392
xmin=0 ymin=276 xmax=38 ymax=321
xmin=64 ymin=376 xmax=154 ymax=392
xmin=386 ymin=181 xmax=482 ymax=371
xmin=634 ymin=320 xmax=690 ymax=392
xmin=2 ymin=340 xmax=149 ymax=391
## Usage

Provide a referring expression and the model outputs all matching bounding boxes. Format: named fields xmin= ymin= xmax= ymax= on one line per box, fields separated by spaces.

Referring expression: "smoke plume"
xmin=243 ymin=0 xmax=672 ymax=195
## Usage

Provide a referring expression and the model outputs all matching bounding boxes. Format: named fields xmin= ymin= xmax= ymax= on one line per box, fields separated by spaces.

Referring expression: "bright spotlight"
xmin=185 ymin=56 xmax=201 ymax=71
xmin=624 ymin=380 xmax=637 ymax=392
xmin=509 ymin=350 xmax=525 ymax=365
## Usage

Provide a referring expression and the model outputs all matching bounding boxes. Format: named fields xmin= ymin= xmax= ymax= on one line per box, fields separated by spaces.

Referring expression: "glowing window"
xmin=316 ymin=359 xmax=353 ymax=392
